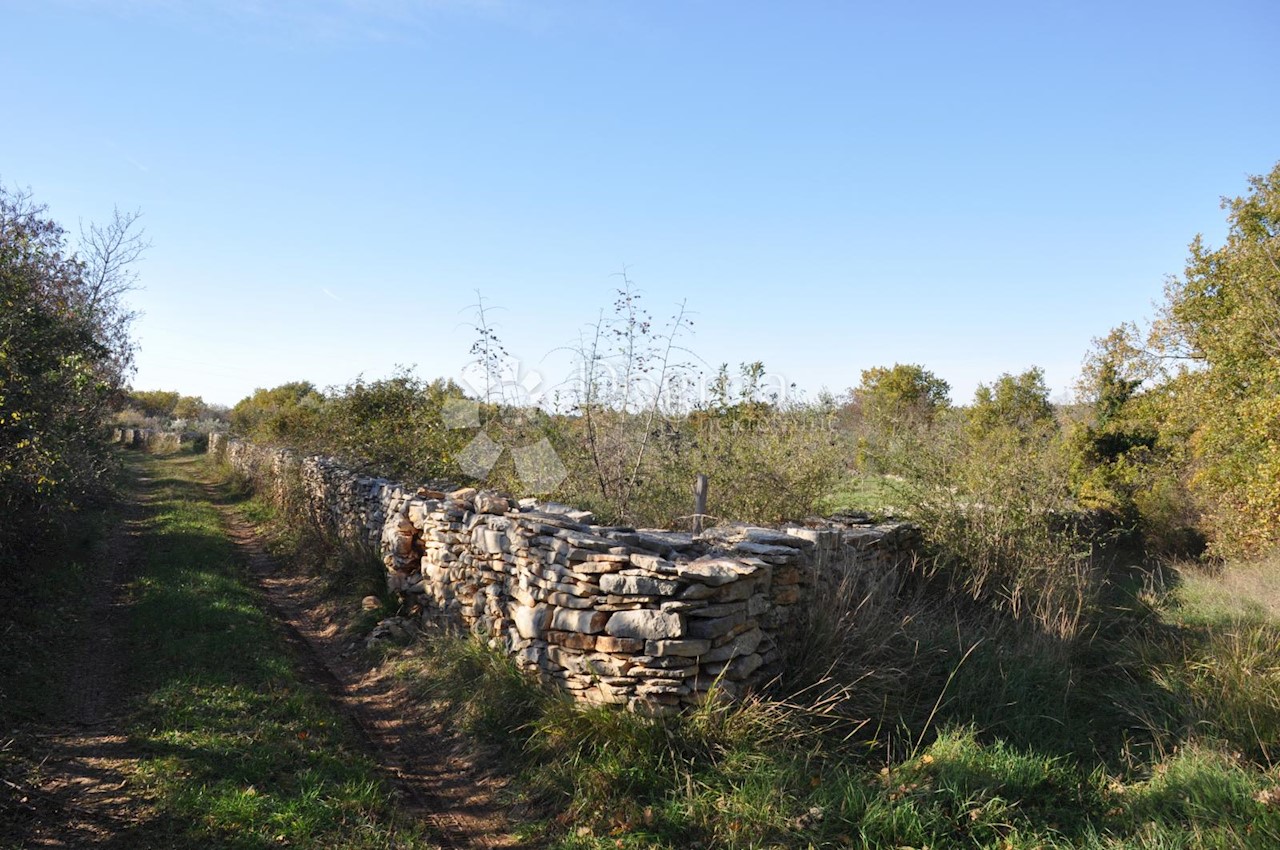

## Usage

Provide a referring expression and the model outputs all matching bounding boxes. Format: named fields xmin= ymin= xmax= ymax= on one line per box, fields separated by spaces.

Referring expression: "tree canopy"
xmin=1152 ymin=163 xmax=1280 ymax=555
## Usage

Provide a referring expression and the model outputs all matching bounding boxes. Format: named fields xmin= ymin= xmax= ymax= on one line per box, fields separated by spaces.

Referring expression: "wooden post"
xmin=693 ymin=473 xmax=708 ymax=535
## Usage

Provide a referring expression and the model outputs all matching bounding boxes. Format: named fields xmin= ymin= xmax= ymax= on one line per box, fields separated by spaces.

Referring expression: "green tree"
xmin=171 ymin=395 xmax=207 ymax=422
xmin=128 ymin=389 xmax=181 ymax=419
xmin=1151 ymin=162 xmax=1280 ymax=555
xmin=1 ymin=185 xmax=135 ymax=560
xmin=854 ymin=363 xmax=951 ymax=429
xmin=230 ymin=382 xmax=325 ymax=441
xmin=969 ymin=367 xmax=1054 ymax=436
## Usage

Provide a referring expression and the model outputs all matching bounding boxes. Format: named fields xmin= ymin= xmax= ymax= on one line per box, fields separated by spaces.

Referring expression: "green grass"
xmin=118 ymin=450 xmax=437 ymax=849
xmin=380 ymin=627 xmax=1280 ymax=849
xmin=818 ymin=473 xmax=900 ymax=515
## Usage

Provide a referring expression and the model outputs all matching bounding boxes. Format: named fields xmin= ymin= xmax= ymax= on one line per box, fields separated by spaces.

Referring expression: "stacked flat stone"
xmin=215 ymin=437 xmax=915 ymax=713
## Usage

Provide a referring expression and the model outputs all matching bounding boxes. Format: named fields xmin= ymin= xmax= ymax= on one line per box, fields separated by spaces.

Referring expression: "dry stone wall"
xmin=211 ymin=436 xmax=915 ymax=713
xmin=114 ymin=428 xmax=206 ymax=451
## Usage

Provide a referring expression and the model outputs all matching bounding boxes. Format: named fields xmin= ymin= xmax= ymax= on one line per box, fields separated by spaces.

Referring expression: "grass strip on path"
xmin=120 ymin=450 xmax=438 ymax=849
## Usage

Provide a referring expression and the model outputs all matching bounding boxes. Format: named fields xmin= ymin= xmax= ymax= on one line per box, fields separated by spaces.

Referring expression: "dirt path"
xmin=5 ymin=456 xmax=524 ymax=849
xmin=11 ymin=475 xmax=155 ymax=848
xmin=209 ymin=483 xmax=524 ymax=850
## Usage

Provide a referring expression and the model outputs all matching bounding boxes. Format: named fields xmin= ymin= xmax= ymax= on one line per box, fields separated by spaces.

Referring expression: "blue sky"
xmin=3 ymin=0 xmax=1277 ymax=407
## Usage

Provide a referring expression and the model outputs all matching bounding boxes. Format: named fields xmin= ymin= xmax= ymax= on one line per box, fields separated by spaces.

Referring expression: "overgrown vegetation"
xmin=227 ymin=284 xmax=847 ymax=528
xmin=379 ymin=585 xmax=1280 ymax=849
xmin=114 ymin=387 xmax=230 ymax=433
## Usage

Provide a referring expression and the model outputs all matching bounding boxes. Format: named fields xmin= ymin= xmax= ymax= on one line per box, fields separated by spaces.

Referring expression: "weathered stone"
xmin=743 ymin=528 xmax=812 ymax=548
xmin=577 ymin=653 xmax=628 ymax=676
xmin=365 ymin=616 xmax=416 ymax=648
xmin=595 ymin=636 xmax=644 ymax=653
xmin=687 ymin=611 xmax=746 ymax=640
xmin=513 ymin=604 xmax=550 ymax=639
xmin=629 ymin=552 xmax=675 ymax=571
xmin=599 ymin=573 xmax=682 ymax=597
xmin=550 ymin=607 xmax=610 ymax=634
xmin=561 ymin=531 xmax=615 ymax=551
xmin=688 ymin=601 xmax=749 ymax=618
xmin=733 ymin=541 xmax=799 ymax=557
xmin=773 ymin=565 xmax=803 ymax=585
xmin=701 ymin=627 xmax=762 ymax=662
xmin=474 ymin=491 xmax=511 ymax=515
xmin=569 ymin=557 xmax=626 ymax=574
xmin=645 ymin=638 xmax=711 ymax=657
xmin=546 ymin=592 xmax=595 ymax=609
xmin=677 ymin=582 xmax=720 ymax=600
xmin=773 ymin=585 xmax=801 ymax=605
xmin=478 ymin=528 xmax=508 ymax=554
xmin=705 ymin=651 xmax=763 ymax=680
xmin=634 ymin=681 xmax=690 ymax=696
xmin=605 ymin=610 xmax=685 ymax=640
xmin=545 ymin=630 xmax=597 ymax=650
xmin=678 ymin=558 xmax=758 ymax=586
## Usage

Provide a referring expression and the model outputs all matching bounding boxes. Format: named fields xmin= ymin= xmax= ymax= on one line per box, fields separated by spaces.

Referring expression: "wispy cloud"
xmin=321 ymin=287 xmax=342 ymax=302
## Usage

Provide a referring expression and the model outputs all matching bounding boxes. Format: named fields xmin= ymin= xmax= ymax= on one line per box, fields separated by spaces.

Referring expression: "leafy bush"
xmin=0 ymin=186 xmax=140 ymax=561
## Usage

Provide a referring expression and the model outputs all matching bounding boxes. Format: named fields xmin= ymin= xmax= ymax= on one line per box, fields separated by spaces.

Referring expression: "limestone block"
xmin=678 ymin=558 xmax=758 ymax=587
xmin=513 ymin=604 xmax=550 ymax=639
xmin=705 ymin=651 xmax=763 ymax=681
xmin=629 ymin=553 xmax=675 ymax=571
xmin=549 ymin=607 xmax=610 ymax=634
xmin=545 ymin=592 xmax=594 ymax=609
xmin=545 ymin=630 xmax=597 ymax=651
xmin=475 ymin=491 xmax=511 ymax=515
xmin=599 ymin=573 xmax=682 ymax=597
xmin=645 ymin=638 xmax=711 ymax=657
xmin=700 ymin=627 xmax=762 ymax=663
xmin=773 ymin=585 xmax=801 ymax=605
xmin=605 ymin=609 xmax=685 ymax=640
xmin=686 ymin=611 xmax=746 ymax=640
xmin=595 ymin=636 xmax=644 ymax=653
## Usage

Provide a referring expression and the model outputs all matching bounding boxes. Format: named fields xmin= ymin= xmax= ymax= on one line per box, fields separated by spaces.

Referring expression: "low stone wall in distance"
xmin=114 ymin=428 xmax=207 ymax=452
xmin=211 ymin=436 xmax=915 ymax=713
